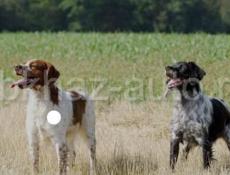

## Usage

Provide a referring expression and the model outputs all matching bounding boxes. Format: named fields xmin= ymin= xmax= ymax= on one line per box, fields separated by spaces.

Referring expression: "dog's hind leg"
xmin=223 ymin=125 xmax=230 ymax=151
xmin=202 ymin=138 xmax=213 ymax=168
xmin=78 ymin=125 xmax=96 ymax=175
xmin=87 ymin=135 xmax=96 ymax=175
xmin=84 ymin=98 xmax=96 ymax=175
xmin=79 ymin=127 xmax=96 ymax=175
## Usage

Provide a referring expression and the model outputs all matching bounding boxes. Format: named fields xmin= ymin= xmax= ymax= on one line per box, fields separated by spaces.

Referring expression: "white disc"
xmin=47 ymin=110 xmax=61 ymax=125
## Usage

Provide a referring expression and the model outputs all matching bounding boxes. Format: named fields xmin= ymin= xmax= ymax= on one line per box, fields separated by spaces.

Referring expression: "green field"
xmin=1 ymin=33 xmax=230 ymax=103
xmin=1 ymin=33 xmax=230 ymax=175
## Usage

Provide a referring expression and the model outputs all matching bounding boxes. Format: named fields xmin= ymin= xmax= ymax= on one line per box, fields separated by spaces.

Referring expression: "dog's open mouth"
xmin=167 ymin=78 xmax=183 ymax=89
xmin=11 ymin=77 xmax=37 ymax=89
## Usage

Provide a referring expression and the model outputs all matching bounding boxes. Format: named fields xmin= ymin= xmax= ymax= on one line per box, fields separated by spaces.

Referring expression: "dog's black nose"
xmin=165 ymin=66 xmax=171 ymax=71
xmin=15 ymin=65 xmax=24 ymax=75
xmin=15 ymin=65 xmax=23 ymax=70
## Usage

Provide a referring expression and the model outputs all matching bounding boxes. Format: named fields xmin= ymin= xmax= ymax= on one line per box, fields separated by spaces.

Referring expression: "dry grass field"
xmin=1 ymin=33 xmax=230 ymax=175
xmin=1 ymin=99 xmax=230 ymax=175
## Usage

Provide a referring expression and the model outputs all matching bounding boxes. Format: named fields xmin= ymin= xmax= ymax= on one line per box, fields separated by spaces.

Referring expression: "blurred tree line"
xmin=1 ymin=0 xmax=230 ymax=33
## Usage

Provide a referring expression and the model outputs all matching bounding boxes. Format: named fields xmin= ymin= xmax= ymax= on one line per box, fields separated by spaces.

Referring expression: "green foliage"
xmin=1 ymin=0 xmax=230 ymax=32
xmin=26 ymin=0 xmax=67 ymax=31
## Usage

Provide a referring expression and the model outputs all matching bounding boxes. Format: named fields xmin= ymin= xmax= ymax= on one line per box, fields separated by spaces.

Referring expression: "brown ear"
xmin=188 ymin=62 xmax=206 ymax=80
xmin=47 ymin=65 xmax=60 ymax=83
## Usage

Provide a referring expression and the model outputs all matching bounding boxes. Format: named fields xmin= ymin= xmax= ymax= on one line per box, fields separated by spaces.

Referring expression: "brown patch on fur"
xmin=70 ymin=91 xmax=86 ymax=125
xmin=47 ymin=63 xmax=60 ymax=83
xmin=49 ymin=85 xmax=59 ymax=105
xmin=29 ymin=60 xmax=59 ymax=85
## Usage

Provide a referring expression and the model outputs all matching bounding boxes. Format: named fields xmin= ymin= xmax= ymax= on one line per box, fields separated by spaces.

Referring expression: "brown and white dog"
xmin=11 ymin=60 xmax=96 ymax=175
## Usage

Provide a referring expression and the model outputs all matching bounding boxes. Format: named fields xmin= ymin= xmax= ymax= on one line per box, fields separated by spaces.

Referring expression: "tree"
xmin=0 ymin=0 xmax=230 ymax=33
xmin=219 ymin=0 xmax=230 ymax=32
xmin=60 ymin=0 xmax=137 ymax=31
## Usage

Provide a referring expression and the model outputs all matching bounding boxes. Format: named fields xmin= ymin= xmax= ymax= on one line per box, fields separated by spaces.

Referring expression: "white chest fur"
xmin=26 ymin=87 xmax=74 ymax=141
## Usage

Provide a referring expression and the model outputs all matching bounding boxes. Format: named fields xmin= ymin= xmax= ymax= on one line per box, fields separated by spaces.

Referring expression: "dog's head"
xmin=165 ymin=61 xmax=206 ymax=90
xmin=11 ymin=59 xmax=60 ymax=89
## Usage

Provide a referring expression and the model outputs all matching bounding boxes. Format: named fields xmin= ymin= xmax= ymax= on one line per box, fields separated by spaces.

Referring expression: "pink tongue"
xmin=168 ymin=79 xmax=182 ymax=88
xmin=11 ymin=79 xmax=29 ymax=88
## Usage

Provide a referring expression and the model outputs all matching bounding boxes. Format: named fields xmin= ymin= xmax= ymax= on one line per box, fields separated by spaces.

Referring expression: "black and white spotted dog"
xmin=165 ymin=61 xmax=230 ymax=169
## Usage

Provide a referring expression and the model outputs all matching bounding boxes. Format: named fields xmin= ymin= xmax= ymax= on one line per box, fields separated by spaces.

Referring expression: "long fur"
xmin=13 ymin=60 xmax=96 ymax=175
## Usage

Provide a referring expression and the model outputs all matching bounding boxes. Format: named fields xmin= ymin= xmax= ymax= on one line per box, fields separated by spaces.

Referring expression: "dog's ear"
xmin=47 ymin=64 xmax=60 ymax=83
xmin=188 ymin=62 xmax=206 ymax=80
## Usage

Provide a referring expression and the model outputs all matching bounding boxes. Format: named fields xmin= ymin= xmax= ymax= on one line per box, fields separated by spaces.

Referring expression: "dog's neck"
xmin=29 ymin=84 xmax=59 ymax=105
xmin=176 ymin=81 xmax=202 ymax=103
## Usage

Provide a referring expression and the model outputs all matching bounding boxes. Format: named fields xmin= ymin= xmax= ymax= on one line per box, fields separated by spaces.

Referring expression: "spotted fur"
xmin=166 ymin=61 xmax=230 ymax=169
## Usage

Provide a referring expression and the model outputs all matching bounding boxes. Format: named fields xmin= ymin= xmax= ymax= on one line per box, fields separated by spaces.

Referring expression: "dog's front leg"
xmin=54 ymin=139 xmax=68 ymax=175
xmin=170 ymin=137 xmax=180 ymax=170
xmin=182 ymin=142 xmax=192 ymax=160
xmin=26 ymin=122 xmax=39 ymax=174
